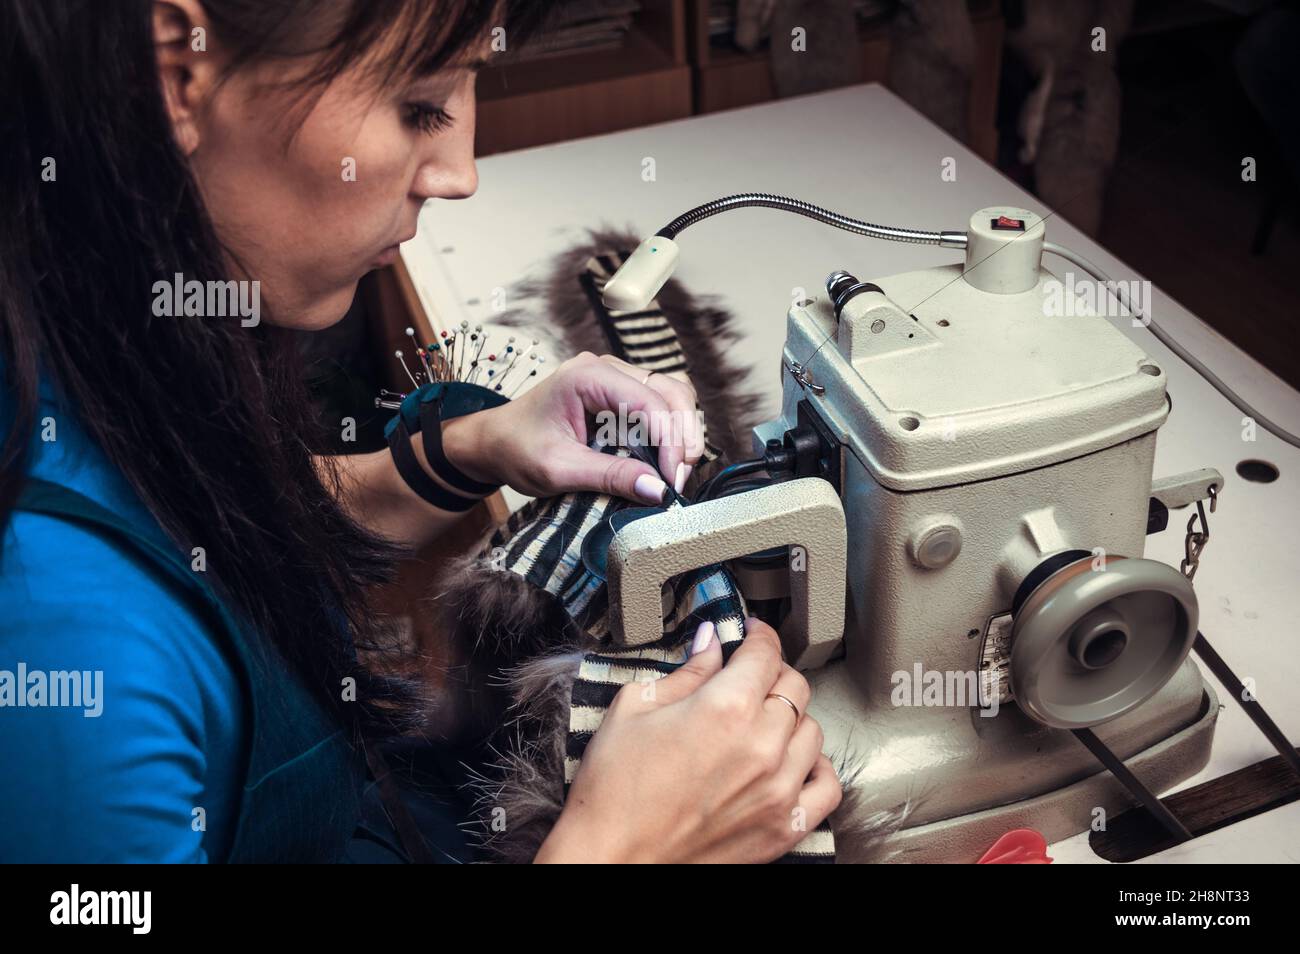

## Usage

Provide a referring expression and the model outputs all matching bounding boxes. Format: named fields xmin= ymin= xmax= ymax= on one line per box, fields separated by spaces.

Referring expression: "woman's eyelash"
xmin=404 ymin=101 xmax=455 ymax=135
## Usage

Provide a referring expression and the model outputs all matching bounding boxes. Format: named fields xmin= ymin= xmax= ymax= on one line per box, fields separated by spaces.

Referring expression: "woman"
xmin=0 ymin=0 xmax=841 ymax=863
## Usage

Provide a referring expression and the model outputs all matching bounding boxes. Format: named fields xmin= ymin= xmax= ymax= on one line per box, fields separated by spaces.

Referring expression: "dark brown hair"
xmin=0 ymin=0 xmax=547 ymax=739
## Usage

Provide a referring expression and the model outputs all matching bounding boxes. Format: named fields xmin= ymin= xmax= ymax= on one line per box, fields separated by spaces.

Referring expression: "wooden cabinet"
xmin=472 ymin=1 xmax=1003 ymax=162
xmin=475 ymin=0 xmax=691 ymax=156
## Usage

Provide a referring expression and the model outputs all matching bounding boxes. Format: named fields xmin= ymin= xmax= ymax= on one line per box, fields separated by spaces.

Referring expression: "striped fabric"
xmin=578 ymin=253 xmax=689 ymax=374
xmin=482 ymin=249 xmax=836 ymax=862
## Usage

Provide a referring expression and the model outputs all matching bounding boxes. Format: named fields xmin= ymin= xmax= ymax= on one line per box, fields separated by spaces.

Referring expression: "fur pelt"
xmin=466 ymin=647 xmax=907 ymax=864
xmin=491 ymin=226 xmax=765 ymax=462
xmin=1006 ymin=0 xmax=1134 ymax=237
xmin=887 ymin=0 xmax=976 ymax=143
xmin=463 ymin=651 xmax=584 ymax=863
xmin=425 ymin=227 xmax=763 ymax=743
xmin=433 ymin=229 xmax=905 ymax=861
xmin=769 ymin=0 xmax=861 ymax=98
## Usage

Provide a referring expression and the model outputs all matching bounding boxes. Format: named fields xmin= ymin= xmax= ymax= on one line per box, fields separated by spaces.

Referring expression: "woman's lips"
xmin=376 ymin=231 xmax=417 ymax=266
xmin=370 ymin=229 xmax=417 ymax=270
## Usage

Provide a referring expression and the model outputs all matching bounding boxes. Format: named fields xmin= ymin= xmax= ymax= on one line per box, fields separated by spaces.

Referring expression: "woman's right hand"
xmin=534 ymin=618 xmax=842 ymax=863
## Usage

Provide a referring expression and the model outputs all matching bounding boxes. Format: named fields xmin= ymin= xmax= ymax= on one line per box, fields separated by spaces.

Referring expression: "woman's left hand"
xmin=440 ymin=351 xmax=706 ymax=505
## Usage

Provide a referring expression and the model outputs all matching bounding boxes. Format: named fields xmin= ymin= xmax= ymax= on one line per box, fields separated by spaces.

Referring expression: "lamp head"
xmin=600 ymin=235 xmax=680 ymax=311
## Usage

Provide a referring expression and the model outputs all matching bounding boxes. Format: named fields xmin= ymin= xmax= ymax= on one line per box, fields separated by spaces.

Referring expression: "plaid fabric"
xmin=478 ymin=250 xmax=836 ymax=862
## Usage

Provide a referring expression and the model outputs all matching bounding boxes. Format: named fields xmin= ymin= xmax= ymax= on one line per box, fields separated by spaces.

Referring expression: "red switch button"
xmin=991 ymin=215 xmax=1026 ymax=231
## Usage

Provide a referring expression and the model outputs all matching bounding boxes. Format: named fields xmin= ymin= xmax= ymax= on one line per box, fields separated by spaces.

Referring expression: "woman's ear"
xmin=152 ymin=0 xmax=223 ymax=156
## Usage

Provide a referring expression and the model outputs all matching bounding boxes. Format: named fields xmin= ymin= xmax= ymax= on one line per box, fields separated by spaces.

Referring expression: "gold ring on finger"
xmin=766 ymin=692 xmax=800 ymax=723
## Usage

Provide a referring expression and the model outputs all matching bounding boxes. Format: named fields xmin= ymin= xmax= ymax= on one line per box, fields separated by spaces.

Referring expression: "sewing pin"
xmin=448 ymin=329 xmax=461 ymax=377
xmin=426 ymin=342 xmax=445 ymax=381
xmin=464 ymin=332 xmax=479 ymax=382
xmin=507 ymin=367 xmax=539 ymax=398
xmin=498 ymin=345 xmax=537 ymax=394
xmin=512 ymin=353 xmax=545 ymax=396
xmin=515 ymin=338 xmax=540 ymax=363
xmin=453 ymin=337 xmax=463 ymax=381
xmin=406 ymin=327 xmax=434 ymax=380
xmin=394 ymin=350 xmax=419 ymax=387
xmin=456 ymin=320 xmax=471 ymax=380
xmin=467 ymin=330 xmax=491 ymax=384
xmin=497 ymin=337 xmax=525 ymax=382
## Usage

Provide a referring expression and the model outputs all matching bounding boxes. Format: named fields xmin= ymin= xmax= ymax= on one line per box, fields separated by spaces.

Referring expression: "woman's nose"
xmin=412 ymin=132 xmax=478 ymax=201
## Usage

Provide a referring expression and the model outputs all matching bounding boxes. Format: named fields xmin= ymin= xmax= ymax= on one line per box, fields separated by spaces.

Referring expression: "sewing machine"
xmin=599 ymin=200 xmax=1235 ymax=862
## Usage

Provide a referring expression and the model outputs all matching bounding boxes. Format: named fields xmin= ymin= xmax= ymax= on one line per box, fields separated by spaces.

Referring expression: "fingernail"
xmin=674 ymin=462 xmax=692 ymax=494
xmin=633 ymin=473 xmax=667 ymax=504
xmin=691 ymin=620 xmax=716 ymax=655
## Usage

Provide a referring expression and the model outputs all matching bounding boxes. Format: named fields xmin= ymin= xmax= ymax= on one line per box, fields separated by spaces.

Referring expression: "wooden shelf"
xmin=471 ymin=1 xmax=1002 ymax=161
xmin=479 ymin=24 xmax=679 ymax=100
xmin=691 ymin=20 xmax=892 ymax=114
xmin=475 ymin=0 xmax=690 ymax=156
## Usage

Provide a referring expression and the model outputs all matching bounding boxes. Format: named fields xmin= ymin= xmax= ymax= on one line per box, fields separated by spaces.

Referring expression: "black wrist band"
xmin=387 ymin=416 xmax=477 ymax=513
xmin=384 ymin=381 xmax=508 ymax=512
xmin=418 ymin=397 xmax=500 ymax=497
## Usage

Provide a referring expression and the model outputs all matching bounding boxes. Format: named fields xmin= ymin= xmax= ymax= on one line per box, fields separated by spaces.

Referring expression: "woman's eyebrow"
xmin=409 ymin=54 xmax=490 ymax=80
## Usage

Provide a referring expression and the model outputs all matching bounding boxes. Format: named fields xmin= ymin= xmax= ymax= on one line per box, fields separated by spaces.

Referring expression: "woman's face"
xmin=157 ymin=0 xmax=484 ymax=330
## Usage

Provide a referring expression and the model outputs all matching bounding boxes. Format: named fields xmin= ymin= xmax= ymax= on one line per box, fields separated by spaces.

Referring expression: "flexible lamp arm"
xmin=600 ymin=192 xmax=968 ymax=312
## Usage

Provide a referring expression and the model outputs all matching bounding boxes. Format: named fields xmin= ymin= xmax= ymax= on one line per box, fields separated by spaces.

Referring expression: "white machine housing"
xmin=753 ymin=207 xmax=1218 ymax=861
xmin=603 ymin=206 xmax=1220 ymax=861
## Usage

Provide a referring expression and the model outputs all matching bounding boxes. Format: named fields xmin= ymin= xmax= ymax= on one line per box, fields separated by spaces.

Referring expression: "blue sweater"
xmin=0 ymin=382 xmax=243 ymax=862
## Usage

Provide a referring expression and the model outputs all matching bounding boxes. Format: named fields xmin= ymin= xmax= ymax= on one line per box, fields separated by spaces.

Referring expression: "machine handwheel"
xmin=1009 ymin=554 xmax=1198 ymax=729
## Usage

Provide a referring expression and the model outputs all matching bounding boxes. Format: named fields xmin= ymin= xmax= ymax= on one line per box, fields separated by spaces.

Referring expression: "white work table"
xmin=403 ymin=83 xmax=1300 ymax=863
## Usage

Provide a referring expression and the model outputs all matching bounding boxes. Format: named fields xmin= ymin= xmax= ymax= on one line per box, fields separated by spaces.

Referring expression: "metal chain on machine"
xmin=1180 ymin=485 xmax=1217 ymax=581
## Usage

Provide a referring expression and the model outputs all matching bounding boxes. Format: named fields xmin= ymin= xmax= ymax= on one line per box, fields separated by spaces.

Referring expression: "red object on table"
xmin=977 ymin=829 xmax=1054 ymax=864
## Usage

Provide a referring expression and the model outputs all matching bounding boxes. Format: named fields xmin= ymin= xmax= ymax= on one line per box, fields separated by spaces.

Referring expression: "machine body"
xmin=606 ymin=206 xmax=1221 ymax=861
